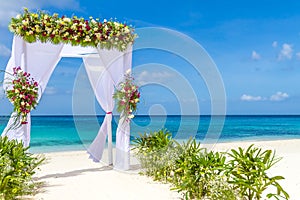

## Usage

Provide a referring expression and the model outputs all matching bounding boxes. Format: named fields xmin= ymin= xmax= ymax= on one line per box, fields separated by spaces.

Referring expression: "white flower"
xmin=63 ymin=17 xmax=71 ymax=22
xmin=16 ymin=14 xmax=21 ymax=19
xmin=21 ymin=101 xmax=25 ymax=106
xmin=125 ymin=69 xmax=131 ymax=74
xmin=128 ymin=114 xmax=134 ymax=119
xmin=124 ymin=27 xmax=130 ymax=33
xmin=134 ymin=98 xmax=139 ymax=103
xmin=15 ymin=89 xmax=19 ymax=94
xmin=103 ymin=19 xmax=107 ymax=23
xmin=84 ymin=36 xmax=91 ymax=42
xmin=95 ymin=33 xmax=101 ymax=39
xmin=91 ymin=19 xmax=97 ymax=24
xmin=114 ymin=22 xmax=120 ymax=27
xmin=22 ymin=20 xmax=28 ymax=26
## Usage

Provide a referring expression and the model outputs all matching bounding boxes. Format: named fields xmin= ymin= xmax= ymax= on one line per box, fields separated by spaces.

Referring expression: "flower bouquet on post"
xmin=113 ymin=70 xmax=140 ymax=122
xmin=5 ymin=67 xmax=39 ymax=129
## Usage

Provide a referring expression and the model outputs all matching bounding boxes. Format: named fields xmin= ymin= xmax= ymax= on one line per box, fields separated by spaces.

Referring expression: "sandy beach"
xmin=33 ymin=139 xmax=300 ymax=200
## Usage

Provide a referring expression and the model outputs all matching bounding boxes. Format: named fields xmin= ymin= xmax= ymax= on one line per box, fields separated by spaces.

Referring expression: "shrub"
xmin=133 ymin=129 xmax=289 ymax=200
xmin=0 ymin=136 xmax=44 ymax=200
xmin=171 ymin=138 xmax=237 ymax=200
xmin=226 ymin=144 xmax=289 ymax=200
xmin=132 ymin=129 xmax=175 ymax=180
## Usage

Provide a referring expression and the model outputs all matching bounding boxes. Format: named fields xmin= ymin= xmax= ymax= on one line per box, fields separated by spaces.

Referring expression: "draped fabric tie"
xmin=106 ymin=112 xmax=112 ymax=114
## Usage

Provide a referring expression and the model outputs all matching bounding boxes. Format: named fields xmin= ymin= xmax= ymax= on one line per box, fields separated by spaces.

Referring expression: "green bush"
xmin=0 ymin=136 xmax=44 ymax=200
xmin=171 ymin=138 xmax=237 ymax=200
xmin=133 ymin=129 xmax=289 ymax=200
xmin=132 ymin=129 xmax=176 ymax=181
xmin=226 ymin=144 xmax=289 ymax=200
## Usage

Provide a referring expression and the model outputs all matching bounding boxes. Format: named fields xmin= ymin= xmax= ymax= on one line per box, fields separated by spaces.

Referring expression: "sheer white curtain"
xmin=115 ymin=47 xmax=132 ymax=170
xmin=1 ymin=36 xmax=63 ymax=147
xmin=83 ymin=47 xmax=132 ymax=169
xmin=83 ymin=55 xmax=115 ymax=164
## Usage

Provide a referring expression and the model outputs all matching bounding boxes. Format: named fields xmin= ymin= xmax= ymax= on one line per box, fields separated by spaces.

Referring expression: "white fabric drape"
xmin=2 ymin=36 xmax=63 ymax=147
xmin=84 ymin=47 xmax=132 ymax=169
xmin=83 ymin=55 xmax=115 ymax=164
xmin=115 ymin=47 xmax=132 ymax=170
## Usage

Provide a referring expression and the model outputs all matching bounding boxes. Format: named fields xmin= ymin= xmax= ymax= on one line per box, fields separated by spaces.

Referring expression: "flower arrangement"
xmin=9 ymin=8 xmax=137 ymax=51
xmin=5 ymin=67 xmax=39 ymax=126
xmin=113 ymin=70 xmax=140 ymax=121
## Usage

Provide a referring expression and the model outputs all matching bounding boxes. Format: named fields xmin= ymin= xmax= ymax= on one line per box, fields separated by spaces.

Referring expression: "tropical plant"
xmin=0 ymin=136 xmax=44 ymax=200
xmin=171 ymin=138 xmax=237 ymax=200
xmin=133 ymin=133 xmax=238 ymax=199
xmin=132 ymin=130 xmax=289 ymax=200
xmin=132 ymin=129 xmax=175 ymax=180
xmin=226 ymin=144 xmax=289 ymax=200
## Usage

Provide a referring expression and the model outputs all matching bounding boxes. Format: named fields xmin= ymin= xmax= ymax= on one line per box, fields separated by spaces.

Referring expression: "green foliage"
xmin=133 ymin=129 xmax=289 ymax=200
xmin=0 ymin=136 xmax=44 ymax=200
xmin=226 ymin=144 xmax=289 ymax=200
xmin=171 ymin=139 xmax=237 ymax=200
xmin=133 ymin=129 xmax=173 ymax=153
xmin=132 ymin=129 xmax=175 ymax=181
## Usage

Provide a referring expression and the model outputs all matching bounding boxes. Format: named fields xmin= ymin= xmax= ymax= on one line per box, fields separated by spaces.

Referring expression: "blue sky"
xmin=0 ymin=0 xmax=299 ymax=115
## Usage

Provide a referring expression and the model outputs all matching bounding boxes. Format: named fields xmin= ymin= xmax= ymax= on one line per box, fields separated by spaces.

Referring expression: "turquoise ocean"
xmin=0 ymin=115 xmax=299 ymax=153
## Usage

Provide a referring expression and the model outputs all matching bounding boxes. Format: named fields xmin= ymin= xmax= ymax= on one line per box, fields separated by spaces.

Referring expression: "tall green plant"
xmin=226 ymin=144 xmax=289 ymax=200
xmin=171 ymin=138 xmax=237 ymax=200
xmin=0 ymin=136 xmax=44 ymax=200
xmin=132 ymin=129 xmax=175 ymax=180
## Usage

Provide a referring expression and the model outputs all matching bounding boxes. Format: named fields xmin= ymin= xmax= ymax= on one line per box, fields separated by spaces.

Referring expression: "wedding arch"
xmin=1 ymin=9 xmax=137 ymax=170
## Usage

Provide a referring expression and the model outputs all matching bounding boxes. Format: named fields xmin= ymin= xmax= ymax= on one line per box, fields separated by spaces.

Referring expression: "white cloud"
xmin=241 ymin=92 xmax=289 ymax=102
xmin=44 ymin=86 xmax=57 ymax=95
xmin=251 ymin=51 xmax=261 ymax=60
xmin=0 ymin=0 xmax=80 ymax=27
xmin=136 ymin=70 xmax=174 ymax=85
xmin=278 ymin=43 xmax=293 ymax=60
xmin=0 ymin=44 xmax=11 ymax=56
xmin=240 ymin=94 xmax=264 ymax=101
xmin=270 ymin=91 xmax=289 ymax=101
xmin=272 ymin=41 xmax=278 ymax=48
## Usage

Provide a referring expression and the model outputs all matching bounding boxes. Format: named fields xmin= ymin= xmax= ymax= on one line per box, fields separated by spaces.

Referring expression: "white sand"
xmin=33 ymin=139 xmax=300 ymax=200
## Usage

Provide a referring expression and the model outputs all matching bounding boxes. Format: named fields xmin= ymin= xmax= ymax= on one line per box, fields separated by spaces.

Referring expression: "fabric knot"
xmin=106 ymin=112 xmax=112 ymax=114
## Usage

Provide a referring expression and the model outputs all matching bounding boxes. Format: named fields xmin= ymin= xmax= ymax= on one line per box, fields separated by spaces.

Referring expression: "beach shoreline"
xmin=33 ymin=139 xmax=300 ymax=200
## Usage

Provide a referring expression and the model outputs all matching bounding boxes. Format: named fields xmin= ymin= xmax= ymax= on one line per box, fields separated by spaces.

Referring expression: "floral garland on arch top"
xmin=113 ymin=70 xmax=140 ymax=121
xmin=9 ymin=8 xmax=137 ymax=51
xmin=5 ymin=67 xmax=39 ymax=128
